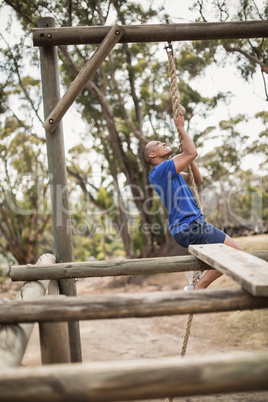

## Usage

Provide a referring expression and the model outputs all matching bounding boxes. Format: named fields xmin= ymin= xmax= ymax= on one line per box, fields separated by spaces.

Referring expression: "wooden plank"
xmin=43 ymin=23 xmax=125 ymax=133
xmin=189 ymin=244 xmax=268 ymax=296
xmin=0 ymin=254 xmax=55 ymax=370
xmin=9 ymin=251 xmax=268 ymax=282
xmin=33 ymin=20 xmax=268 ymax=46
xmin=0 ymin=352 xmax=268 ymax=400
xmin=0 ymin=287 xmax=267 ymax=324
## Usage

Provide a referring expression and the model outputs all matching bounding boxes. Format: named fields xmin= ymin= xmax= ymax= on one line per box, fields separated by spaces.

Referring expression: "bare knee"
xmin=224 ymin=234 xmax=242 ymax=251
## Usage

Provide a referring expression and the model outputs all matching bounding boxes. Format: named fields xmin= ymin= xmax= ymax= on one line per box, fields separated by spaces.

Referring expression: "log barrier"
xmin=9 ymin=250 xmax=268 ymax=282
xmin=1 ymin=249 xmax=268 ymax=400
xmin=0 ymin=352 xmax=267 ymax=401
xmin=0 ymin=287 xmax=267 ymax=324
xmin=33 ymin=20 xmax=268 ymax=46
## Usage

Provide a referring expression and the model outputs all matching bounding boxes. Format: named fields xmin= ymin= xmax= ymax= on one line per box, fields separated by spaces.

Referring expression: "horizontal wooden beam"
xmin=9 ymin=251 xmax=268 ymax=282
xmin=33 ymin=20 xmax=268 ymax=47
xmin=0 ymin=287 xmax=267 ymax=324
xmin=10 ymin=254 xmax=209 ymax=281
xmin=189 ymin=244 xmax=268 ymax=296
xmin=1 ymin=352 xmax=268 ymax=400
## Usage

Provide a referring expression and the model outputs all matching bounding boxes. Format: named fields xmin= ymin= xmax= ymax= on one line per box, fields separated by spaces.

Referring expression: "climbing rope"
xmin=165 ymin=44 xmax=202 ymax=211
xmin=165 ymin=42 xmax=203 ymax=402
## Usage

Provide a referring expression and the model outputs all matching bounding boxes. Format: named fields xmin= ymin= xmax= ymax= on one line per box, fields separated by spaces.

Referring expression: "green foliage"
xmin=191 ymin=0 xmax=268 ymax=93
xmin=177 ymin=41 xmax=218 ymax=78
xmin=0 ymin=110 xmax=52 ymax=263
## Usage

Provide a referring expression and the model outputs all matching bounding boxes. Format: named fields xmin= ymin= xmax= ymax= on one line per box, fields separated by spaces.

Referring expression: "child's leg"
xmin=195 ymin=269 xmax=222 ymax=290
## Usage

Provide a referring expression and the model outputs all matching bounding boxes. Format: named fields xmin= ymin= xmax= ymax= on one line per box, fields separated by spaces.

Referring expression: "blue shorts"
xmin=173 ymin=215 xmax=226 ymax=248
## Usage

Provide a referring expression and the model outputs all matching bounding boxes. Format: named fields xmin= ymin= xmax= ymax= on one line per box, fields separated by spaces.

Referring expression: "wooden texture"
xmin=39 ymin=281 xmax=71 ymax=364
xmin=189 ymin=244 xmax=268 ymax=296
xmin=38 ymin=17 xmax=81 ymax=363
xmin=10 ymin=254 xmax=209 ymax=281
xmin=43 ymin=24 xmax=125 ymax=133
xmin=0 ymin=254 xmax=55 ymax=369
xmin=0 ymin=352 xmax=268 ymax=400
xmin=9 ymin=251 xmax=268 ymax=282
xmin=0 ymin=287 xmax=267 ymax=324
xmin=33 ymin=20 xmax=268 ymax=46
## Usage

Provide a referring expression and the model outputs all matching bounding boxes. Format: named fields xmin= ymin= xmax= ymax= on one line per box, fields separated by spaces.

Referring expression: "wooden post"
xmin=43 ymin=24 xmax=125 ymax=133
xmin=39 ymin=281 xmax=71 ymax=364
xmin=0 ymin=352 xmax=268 ymax=400
xmin=0 ymin=254 xmax=55 ymax=369
xmin=33 ymin=20 xmax=268 ymax=46
xmin=37 ymin=17 xmax=81 ymax=363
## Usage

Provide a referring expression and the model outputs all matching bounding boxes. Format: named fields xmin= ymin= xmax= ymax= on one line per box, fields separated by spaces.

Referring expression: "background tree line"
xmin=0 ymin=0 xmax=267 ymax=265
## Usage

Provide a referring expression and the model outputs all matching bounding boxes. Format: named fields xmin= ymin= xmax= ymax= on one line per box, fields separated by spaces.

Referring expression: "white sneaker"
xmin=184 ymin=284 xmax=195 ymax=291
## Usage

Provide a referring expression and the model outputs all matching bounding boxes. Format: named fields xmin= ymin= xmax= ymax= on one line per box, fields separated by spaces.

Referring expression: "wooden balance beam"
xmin=189 ymin=244 xmax=268 ymax=297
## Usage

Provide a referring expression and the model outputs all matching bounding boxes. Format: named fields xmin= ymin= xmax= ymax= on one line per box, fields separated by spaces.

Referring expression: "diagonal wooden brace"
xmin=43 ymin=23 xmax=125 ymax=133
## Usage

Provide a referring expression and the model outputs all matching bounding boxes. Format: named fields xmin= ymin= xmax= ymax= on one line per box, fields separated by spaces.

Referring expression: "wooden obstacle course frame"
xmin=38 ymin=16 xmax=82 ymax=363
xmin=43 ymin=23 xmax=125 ymax=133
xmin=1 ymin=250 xmax=268 ymax=399
xmin=33 ymin=20 xmax=268 ymax=46
xmin=1 ymin=15 xmax=267 ymax=400
xmin=36 ymin=19 xmax=268 ymax=136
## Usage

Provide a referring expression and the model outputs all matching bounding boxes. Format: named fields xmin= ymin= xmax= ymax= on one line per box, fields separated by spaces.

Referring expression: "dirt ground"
xmin=2 ymin=235 xmax=268 ymax=401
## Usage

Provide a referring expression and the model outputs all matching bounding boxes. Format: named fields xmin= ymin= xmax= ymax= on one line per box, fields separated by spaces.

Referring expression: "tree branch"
xmin=1 ymin=33 xmax=44 ymax=123
xmin=3 ymin=0 xmax=33 ymax=25
xmin=58 ymin=45 xmax=138 ymax=187
xmin=7 ymin=107 xmax=46 ymax=143
xmin=224 ymin=45 xmax=268 ymax=74
xmin=67 ymin=167 xmax=103 ymax=210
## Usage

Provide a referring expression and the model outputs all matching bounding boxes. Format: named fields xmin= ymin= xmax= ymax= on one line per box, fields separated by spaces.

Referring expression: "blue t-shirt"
xmin=149 ymin=159 xmax=201 ymax=236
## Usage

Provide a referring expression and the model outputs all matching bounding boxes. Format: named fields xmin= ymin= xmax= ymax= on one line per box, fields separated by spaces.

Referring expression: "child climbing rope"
xmin=142 ymin=114 xmax=242 ymax=290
